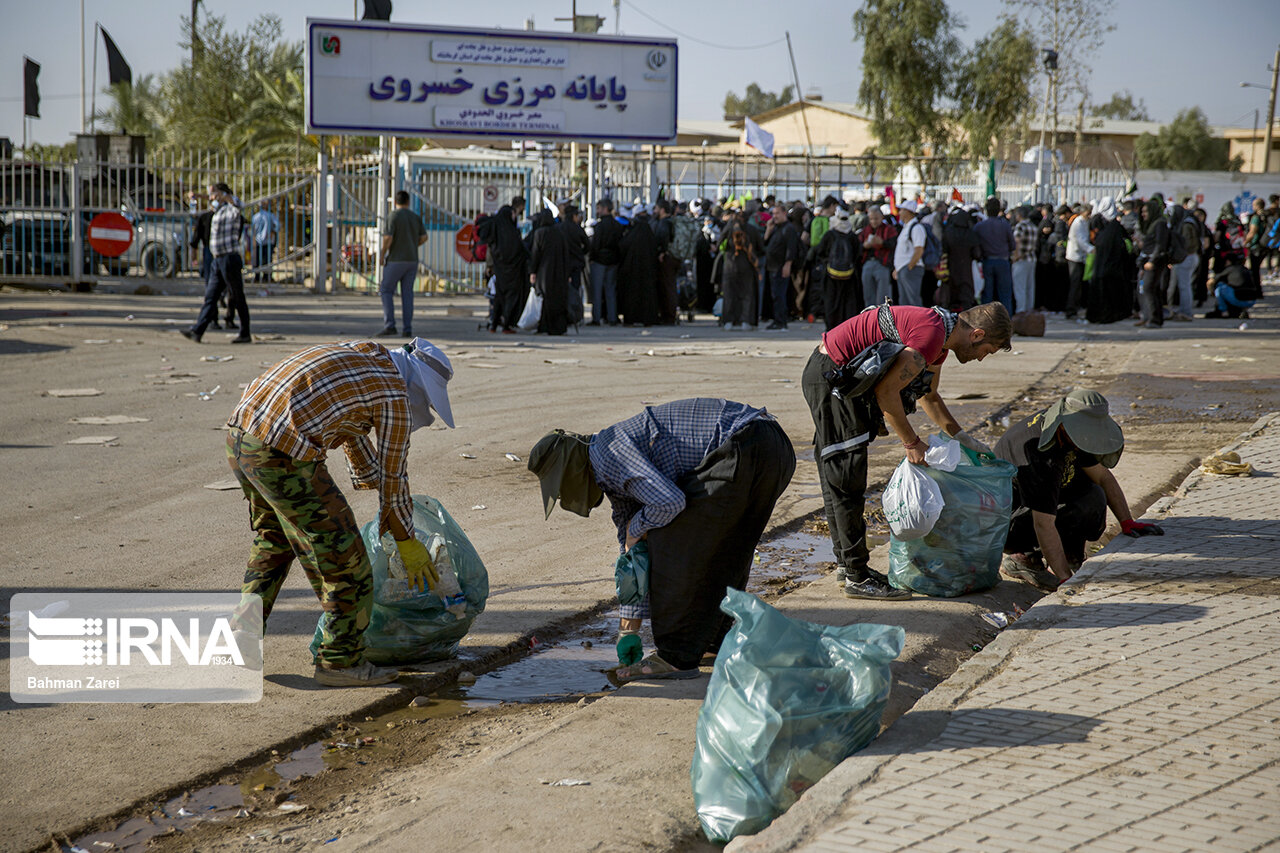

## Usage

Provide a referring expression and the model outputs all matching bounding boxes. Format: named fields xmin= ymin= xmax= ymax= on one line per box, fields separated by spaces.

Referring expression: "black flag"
xmin=100 ymin=27 xmax=132 ymax=86
xmin=23 ymin=57 xmax=40 ymax=118
xmin=362 ymin=0 xmax=391 ymax=20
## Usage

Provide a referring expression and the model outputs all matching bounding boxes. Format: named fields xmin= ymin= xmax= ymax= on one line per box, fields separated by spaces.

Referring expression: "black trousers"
xmin=646 ymin=419 xmax=796 ymax=669
xmin=801 ymin=348 xmax=875 ymax=579
xmin=494 ymin=262 xmax=526 ymax=330
xmin=823 ymin=273 xmax=862 ymax=331
xmin=194 ymin=253 xmax=249 ymax=336
xmin=1004 ymin=483 xmax=1107 ymax=564
xmin=1140 ymin=264 xmax=1167 ymax=326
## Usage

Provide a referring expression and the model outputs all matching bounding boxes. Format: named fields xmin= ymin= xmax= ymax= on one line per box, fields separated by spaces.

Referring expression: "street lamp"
xmin=1240 ymin=43 xmax=1279 ymax=173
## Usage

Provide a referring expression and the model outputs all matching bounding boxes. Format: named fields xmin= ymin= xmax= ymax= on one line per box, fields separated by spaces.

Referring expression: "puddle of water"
xmin=446 ymin=642 xmax=618 ymax=702
xmin=72 ymin=785 xmax=246 ymax=852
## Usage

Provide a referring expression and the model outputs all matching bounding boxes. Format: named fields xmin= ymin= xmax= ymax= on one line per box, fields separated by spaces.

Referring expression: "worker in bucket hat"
xmin=995 ymin=388 xmax=1163 ymax=591
xmin=225 ymin=337 xmax=455 ymax=686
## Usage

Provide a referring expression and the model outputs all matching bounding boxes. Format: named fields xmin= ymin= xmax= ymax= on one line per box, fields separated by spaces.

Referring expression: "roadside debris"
xmin=201 ymin=355 xmax=234 ymax=363
xmin=276 ymin=802 xmax=308 ymax=814
xmin=459 ymin=453 xmax=477 ymax=459
xmin=69 ymin=415 xmax=149 ymax=425
xmin=1201 ymin=451 xmax=1253 ymax=476
xmin=543 ymin=779 xmax=590 ymax=787
xmin=46 ymin=388 xmax=103 ymax=397
xmin=471 ymin=504 xmax=486 ymax=510
xmin=543 ymin=358 xmax=580 ymax=365
xmin=204 ymin=480 xmax=241 ymax=491
xmin=505 ymin=452 xmax=521 ymax=462
xmin=196 ymin=385 xmax=221 ymax=401
xmin=980 ymin=611 xmax=1019 ymax=630
xmin=66 ymin=436 xmax=118 ymax=445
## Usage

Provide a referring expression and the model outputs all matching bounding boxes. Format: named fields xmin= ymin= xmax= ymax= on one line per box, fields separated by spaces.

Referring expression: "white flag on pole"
xmin=743 ymin=117 xmax=775 ymax=158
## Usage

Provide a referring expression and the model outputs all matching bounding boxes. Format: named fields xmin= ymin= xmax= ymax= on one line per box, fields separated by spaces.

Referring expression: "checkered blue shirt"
xmin=210 ymin=201 xmax=246 ymax=257
xmin=590 ymin=398 xmax=769 ymax=619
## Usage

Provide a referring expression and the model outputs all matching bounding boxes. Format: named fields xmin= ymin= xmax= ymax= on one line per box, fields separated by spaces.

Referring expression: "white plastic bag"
xmin=924 ymin=435 xmax=963 ymax=472
xmin=882 ymin=458 xmax=944 ymax=540
xmin=517 ymin=290 xmax=542 ymax=330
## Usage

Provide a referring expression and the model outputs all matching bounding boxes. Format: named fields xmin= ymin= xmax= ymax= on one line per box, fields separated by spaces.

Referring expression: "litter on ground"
xmin=203 ymin=480 xmax=241 ymax=491
xmin=47 ymin=388 xmax=103 ymax=397
xmin=66 ymin=436 xmax=118 ymax=445
xmin=68 ymin=415 xmax=149 ymax=425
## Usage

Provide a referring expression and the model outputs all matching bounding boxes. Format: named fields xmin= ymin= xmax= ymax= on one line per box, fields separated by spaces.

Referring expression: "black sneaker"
xmin=373 ymin=326 xmax=398 ymax=337
xmin=844 ymin=576 xmax=911 ymax=600
xmin=230 ymin=335 xmax=252 ymax=344
xmin=180 ymin=329 xmax=201 ymax=343
xmin=1204 ymin=310 xmax=1225 ymax=319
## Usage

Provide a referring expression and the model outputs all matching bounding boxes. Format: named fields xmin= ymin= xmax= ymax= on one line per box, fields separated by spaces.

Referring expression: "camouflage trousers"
xmin=226 ymin=428 xmax=372 ymax=668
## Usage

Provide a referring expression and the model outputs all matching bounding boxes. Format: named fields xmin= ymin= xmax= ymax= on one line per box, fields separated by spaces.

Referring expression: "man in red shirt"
xmin=801 ymin=302 xmax=1012 ymax=599
xmin=859 ymin=206 xmax=897 ymax=308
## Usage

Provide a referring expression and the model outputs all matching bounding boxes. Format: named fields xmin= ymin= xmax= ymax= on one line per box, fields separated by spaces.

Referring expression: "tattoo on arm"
xmin=897 ymin=350 xmax=926 ymax=383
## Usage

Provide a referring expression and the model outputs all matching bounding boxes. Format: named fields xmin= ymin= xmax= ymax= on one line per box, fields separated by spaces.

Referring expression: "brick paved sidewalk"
xmin=731 ymin=414 xmax=1280 ymax=853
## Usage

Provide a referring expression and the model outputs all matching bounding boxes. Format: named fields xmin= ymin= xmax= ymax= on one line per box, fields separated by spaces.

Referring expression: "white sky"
xmin=3 ymin=0 xmax=1277 ymax=146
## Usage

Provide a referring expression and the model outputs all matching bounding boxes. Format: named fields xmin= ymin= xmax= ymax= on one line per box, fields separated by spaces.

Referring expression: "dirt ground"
xmin=2 ymin=285 xmax=1276 ymax=853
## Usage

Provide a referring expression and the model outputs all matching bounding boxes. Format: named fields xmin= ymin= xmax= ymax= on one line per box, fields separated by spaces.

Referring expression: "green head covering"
xmin=1038 ymin=388 xmax=1125 ymax=469
xmin=1218 ymin=201 xmax=1237 ymax=222
xmin=528 ymin=430 xmax=603 ymax=519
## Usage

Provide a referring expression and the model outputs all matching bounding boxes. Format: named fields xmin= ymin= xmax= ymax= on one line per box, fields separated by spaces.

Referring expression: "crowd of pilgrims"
xmin=476 ymin=189 xmax=1276 ymax=335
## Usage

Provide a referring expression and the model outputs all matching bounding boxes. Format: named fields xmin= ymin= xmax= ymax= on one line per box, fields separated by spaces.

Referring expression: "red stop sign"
xmin=87 ymin=211 xmax=134 ymax=258
xmin=455 ymin=222 xmax=477 ymax=263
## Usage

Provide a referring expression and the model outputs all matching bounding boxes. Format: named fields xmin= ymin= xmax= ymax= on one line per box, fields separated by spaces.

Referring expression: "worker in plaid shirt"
xmin=226 ymin=338 xmax=455 ymax=687
xmin=183 ymin=182 xmax=253 ymax=344
xmin=528 ymin=398 xmax=795 ymax=685
xmin=1012 ymin=206 xmax=1039 ymax=314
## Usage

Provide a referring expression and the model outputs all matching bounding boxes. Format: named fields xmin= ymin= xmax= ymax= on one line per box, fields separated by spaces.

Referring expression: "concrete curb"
xmin=727 ymin=412 xmax=1280 ymax=853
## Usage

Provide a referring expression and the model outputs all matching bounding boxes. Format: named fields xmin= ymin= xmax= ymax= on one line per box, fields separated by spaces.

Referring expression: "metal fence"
xmin=1 ymin=146 xmax=1132 ymax=293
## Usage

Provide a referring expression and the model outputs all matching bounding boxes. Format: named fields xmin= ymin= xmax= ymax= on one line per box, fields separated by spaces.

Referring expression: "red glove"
xmin=1121 ymin=519 xmax=1164 ymax=538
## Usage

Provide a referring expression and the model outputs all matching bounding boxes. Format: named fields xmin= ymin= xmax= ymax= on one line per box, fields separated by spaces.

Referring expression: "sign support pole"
xmin=314 ymin=138 xmax=329 ymax=293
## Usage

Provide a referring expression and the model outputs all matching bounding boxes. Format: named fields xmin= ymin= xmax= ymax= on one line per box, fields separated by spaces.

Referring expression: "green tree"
xmin=94 ymin=74 xmax=163 ymax=139
xmin=953 ymin=16 xmax=1038 ymax=159
xmin=852 ymin=0 xmax=959 ymax=156
xmin=161 ymin=13 xmax=293 ymax=154
xmin=1092 ymin=90 xmax=1150 ymax=121
xmin=722 ymin=83 xmax=794 ymax=120
xmin=1135 ymin=108 xmax=1242 ymax=171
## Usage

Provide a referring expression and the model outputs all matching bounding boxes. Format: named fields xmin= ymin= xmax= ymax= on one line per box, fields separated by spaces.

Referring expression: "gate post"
xmin=314 ymin=138 xmax=328 ymax=293
xmin=71 ymin=158 xmax=85 ymax=283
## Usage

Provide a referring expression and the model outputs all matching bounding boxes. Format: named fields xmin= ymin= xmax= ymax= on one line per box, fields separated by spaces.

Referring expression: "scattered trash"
xmin=276 ymin=802 xmax=308 ymax=813
xmin=235 ymin=809 xmax=251 ymax=818
xmin=66 ymin=435 xmax=118 ymax=445
xmin=468 ymin=362 xmax=503 ymax=369
xmin=1200 ymin=451 xmax=1253 ymax=477
xmin=504 ymin=452 xmax=521 ymax=462
xmin=82 ymin=339 xmax=112 ymax=345
xmin=1238 ymin=322 xmax=1249 ymax=331
xmin=459 ymin=453 xmax=477 ymax=459
xmin=456 ymin=670 xmax=477 ymax=685
xmin=679 ymin=334 xmax=691 ymax=339
xmin=980 ymin=611 xmax=1018 ymax=629
xmin=197 ymin=385 xmax=221 ymax=401
xmin=639 ymin=329 xmax=652 ymax=336
xmin=68 ymin=415 xmax=149 ymax=425
xmin=954 ymin=392 xmax=988 ymax=400
xmin=543 ymin=358 xmax=580 ymax=365
xmin=201 ymin=355 xmax=235 ymax=362
xmin=125 ymin=314 xmax=135 ymax=321
xmin=544 ymin=779 xmax=590 ymax=787
xmin=471 ymin=504 xmax=486 ymax=510
xmin=769 ymin=378 xmax=793 ymax=383
xmin=46 ymin=388 xmax=103 ymax=397
xmin=177 ymin=807 xmax=196 ymax=817
xmin=972 ymin=644 xmax=982 ymax=651
xmin=204 ymin=479 xmax=241 ymax=491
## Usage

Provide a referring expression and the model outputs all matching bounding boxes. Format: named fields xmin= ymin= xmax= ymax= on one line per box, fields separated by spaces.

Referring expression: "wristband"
xmin=902 ymin=436 xmax=924 ymax=450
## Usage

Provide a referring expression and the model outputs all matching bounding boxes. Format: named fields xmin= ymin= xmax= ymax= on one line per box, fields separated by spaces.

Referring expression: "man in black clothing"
xmin=996 ymin=389 xmax=1163 ymax=592
xmin=588 ymin=199 xmax=624 ymax=325
xmin=652 ymin=199 xmax=679 ymax=324
xmin=763 ymin=204 xmax=802 ymax=330
xmin=1136 ymin=198 xmax=1171 ymax=328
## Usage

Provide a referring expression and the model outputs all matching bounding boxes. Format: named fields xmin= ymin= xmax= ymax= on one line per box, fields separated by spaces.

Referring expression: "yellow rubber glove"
xmin=396 ymin=537 xmax=439 ymax=593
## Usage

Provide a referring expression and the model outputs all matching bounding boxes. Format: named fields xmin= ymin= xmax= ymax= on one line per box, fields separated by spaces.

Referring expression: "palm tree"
xmin=94 ymin=74 xmax=162 ymax=139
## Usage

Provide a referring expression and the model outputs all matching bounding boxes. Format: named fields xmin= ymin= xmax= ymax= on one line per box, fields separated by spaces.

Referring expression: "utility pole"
xmin=191 ymin=0 xmax=203 ymax=65
xmin=785 ymin=31 xmax=816 ymax=197
xmin=1264 ymin=44 xmax=1279 ymax=173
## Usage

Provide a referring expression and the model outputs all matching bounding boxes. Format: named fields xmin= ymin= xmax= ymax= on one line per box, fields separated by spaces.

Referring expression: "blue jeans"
xmin=589 ymin=263 xmax=618 ymax=323
xmin=253 ymin=241 xmax=275 ymax=282
xmin=861 ymin=258 xmax=892 ymax=308
xmin=1171 ymin=255 xmax=1197 ymax=316
xmin=194 ymin=254 xmax=249 ymax=336
xmin=895 ymin=264 xmax=924 ymax=306
xmin=379 ymin=260 xmax=417 ymax=334
xmin=768 ymin=269 xmax=790 ymax=326
xmin=982 ymin=258 xmax=1013 ymax=312
xmin=1215 ymin=284 xmax=1255 ymax=314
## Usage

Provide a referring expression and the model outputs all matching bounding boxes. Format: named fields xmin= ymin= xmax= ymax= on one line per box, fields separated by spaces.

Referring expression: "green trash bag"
xmin=888 ymin=442 xmax=1016 ymax=597
xmin=691 ymin=589 xmax=904 ymax=842
xmin=614 ymin=541 xmax=650 ymax=607
xmin=309 ymin=495 xmax=488 ymax=665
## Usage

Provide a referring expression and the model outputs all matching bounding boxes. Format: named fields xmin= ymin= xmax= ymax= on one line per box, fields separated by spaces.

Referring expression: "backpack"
xmin=1179 ymin=219 xmax=1202 ymax=259
xmin=670 ymin=215 xmax=699 ymax=261
xmin=912 ymin=220 xmax=942 ymax=269
xmin=1168 ymin=220 xmax=1189 ymax=265
xmin=473 ymin=213 xmax=496 ymax=263
xmin=1265 ymin=216 xmax=1280 ymax=251
xmin=825 ymin=232 xmax=856 ymax=280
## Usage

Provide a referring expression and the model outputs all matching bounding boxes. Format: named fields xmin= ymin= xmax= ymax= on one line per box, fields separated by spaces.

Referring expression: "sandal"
xmin=606 ymin=653 xmax=700 ymax=687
